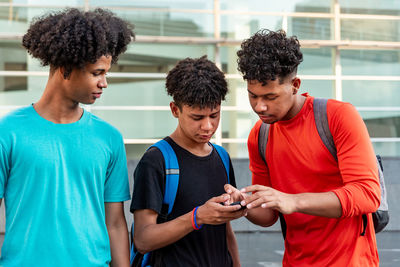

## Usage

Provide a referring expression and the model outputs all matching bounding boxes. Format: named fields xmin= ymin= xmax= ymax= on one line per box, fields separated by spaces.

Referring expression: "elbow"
xmin=134 ymin=238 xmax=152 ymax=255
xmin=247 ymin=209 xmax=278 ymax=227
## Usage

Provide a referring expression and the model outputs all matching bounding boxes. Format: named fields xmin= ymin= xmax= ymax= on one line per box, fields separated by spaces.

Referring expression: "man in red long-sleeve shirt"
xmin=225 ymin=29 xmax=380 ymax=266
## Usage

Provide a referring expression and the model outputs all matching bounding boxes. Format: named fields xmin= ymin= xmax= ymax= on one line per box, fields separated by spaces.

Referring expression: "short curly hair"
xmin=166 ymin=56 xmax=228 ymax=109
xmin=22 ymin=8 xmax=134 ymax=78
xmin=237 ymin=29 xmax=303 ymax=85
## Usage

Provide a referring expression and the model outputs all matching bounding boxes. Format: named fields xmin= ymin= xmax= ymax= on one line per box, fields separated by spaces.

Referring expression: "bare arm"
xmin=105 ymin=202 xmax=130 ymax=267
xmin=241 ymin=185 xmax=342 ymax=218
xmin=226 ymin=222 xmax=240 ymax=267
xmin=134 ymin=194 xmax=246 ymax=254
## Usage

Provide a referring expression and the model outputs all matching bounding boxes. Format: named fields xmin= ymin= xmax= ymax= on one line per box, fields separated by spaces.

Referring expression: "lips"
xmin=199 ymin=134 xmax=212 ymax=139
xmin=93 ymin=92 xmax=102 ymax=98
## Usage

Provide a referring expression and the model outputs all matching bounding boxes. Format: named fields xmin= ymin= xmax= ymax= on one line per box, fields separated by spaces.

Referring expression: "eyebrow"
xmin=247 ymin=89 xmax=277 ymax=97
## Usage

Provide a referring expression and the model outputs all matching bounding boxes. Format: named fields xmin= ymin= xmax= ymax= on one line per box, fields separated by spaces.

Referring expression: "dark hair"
xmin=22 ymin=8 xmax=134 ymax=78
xmin=166 ymin=56 xmax=228 ymax=109
xmin=237 ymin=29 xmax=303 ymax=85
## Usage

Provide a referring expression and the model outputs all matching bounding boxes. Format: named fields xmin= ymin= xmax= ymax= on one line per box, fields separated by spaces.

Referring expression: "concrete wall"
xmin=0 ymin=157 xmax=399 ymax=233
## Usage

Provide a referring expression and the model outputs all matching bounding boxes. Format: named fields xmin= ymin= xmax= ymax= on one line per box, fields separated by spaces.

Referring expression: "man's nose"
xmin=255 ymin=99 xmax=267 ymax=113
xmin=201 ymin=118 xmax=213 ymax=130
xmin=99 ymin=76 xmax=108 ymax=89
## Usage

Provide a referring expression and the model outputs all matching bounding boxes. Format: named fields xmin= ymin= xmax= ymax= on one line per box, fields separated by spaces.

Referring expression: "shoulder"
xmin=85 ymin=111 xmax=123 ymax=139
xmin=326 ymin=99 xmax=356 ymax=116
xmin=0 ymin=106 xmax=33 ymax=125
xmin=137 ymin=145 xmax=165 ymax=171
xmin=0 ymin=106 xmax=34 ymax=143
xmin=248 ymin=119 xmax=263 ymax=151
xmin=326 ymin=99 xmax=360 ymax=125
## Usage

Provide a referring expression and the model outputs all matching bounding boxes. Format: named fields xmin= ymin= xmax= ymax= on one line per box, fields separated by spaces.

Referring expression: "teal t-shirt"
xmin=0 ymin=106 xmax=130 ymax=267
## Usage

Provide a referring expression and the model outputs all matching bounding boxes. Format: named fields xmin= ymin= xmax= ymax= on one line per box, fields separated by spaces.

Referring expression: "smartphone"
xmin=230 ymin=201 xmax=247 ymax=210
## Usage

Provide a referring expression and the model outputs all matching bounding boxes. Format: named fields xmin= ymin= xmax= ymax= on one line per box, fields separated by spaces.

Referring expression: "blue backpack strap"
xmin=313 ymin=98 xmax=338 ymax=161
xmin=131 ymin=140 xmax=179 ymax=267
xmin=151 ymin=139 xmax=180 ymax=215
xmin=212 ymin=144 xmax=230 ymax=184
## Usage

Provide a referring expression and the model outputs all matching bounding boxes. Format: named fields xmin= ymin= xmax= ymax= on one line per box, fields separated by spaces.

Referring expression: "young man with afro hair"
xmin=0 ymin=8 xmax=134 ymax=267
xmin=130 ymin=56 xmax=246 ymax=266
xmin=225 ymin=29 xmax=380 ymax=266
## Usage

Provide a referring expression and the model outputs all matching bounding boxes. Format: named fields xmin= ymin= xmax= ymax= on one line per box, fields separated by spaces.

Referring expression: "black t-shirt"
xmin=130 ymin=137 xmax=236 ymax=267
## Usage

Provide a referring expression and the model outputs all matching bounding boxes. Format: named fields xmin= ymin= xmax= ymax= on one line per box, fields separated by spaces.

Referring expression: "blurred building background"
xmin=1 ymin=0 xmax=400 ymax=158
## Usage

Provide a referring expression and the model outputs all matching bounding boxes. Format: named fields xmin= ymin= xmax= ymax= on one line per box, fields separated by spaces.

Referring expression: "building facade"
xmin=0 ymin=0 xmax=400 ymax=159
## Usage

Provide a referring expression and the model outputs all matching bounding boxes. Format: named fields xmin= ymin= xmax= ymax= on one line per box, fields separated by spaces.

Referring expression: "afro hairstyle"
xmin=166 ymin=56 xmax=228 ymax=109
xmin=237 ymin=29 xmax=303 ymax=85
xmin=22 ymin=8 xmax=134 ymax=78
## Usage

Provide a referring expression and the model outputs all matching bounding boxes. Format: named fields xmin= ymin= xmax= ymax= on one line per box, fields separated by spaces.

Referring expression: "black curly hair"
xmin=22 ymin=8 xmax=134 ymax=78
xmin=166 ymin=56 xmax=228 ymax=109
xmin=237 ymin=29 xmax=303 ymax=85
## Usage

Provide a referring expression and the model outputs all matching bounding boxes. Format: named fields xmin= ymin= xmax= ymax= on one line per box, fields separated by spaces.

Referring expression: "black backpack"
xmin=257 ymin=97 xmax=389 ymax=237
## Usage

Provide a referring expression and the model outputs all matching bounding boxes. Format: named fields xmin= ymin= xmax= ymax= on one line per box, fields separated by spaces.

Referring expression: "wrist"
xmin=191 ymin=206 xmax=203 ymax=230
xmin=293 ymin=193 xmax=305 ymax=213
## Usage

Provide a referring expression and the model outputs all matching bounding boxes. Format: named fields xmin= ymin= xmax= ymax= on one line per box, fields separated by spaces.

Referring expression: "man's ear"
xmin=57 ymin=66 xmax=70 ymax=80
xmin=292 ymin=77 xmax=301 ymax=94
xmin=170 ymin=102 xmax=180 ymax=118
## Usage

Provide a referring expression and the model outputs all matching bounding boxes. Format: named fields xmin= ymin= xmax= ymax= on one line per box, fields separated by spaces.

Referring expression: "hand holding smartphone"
xmin=229 ymin=201 xmax=247 ymax=210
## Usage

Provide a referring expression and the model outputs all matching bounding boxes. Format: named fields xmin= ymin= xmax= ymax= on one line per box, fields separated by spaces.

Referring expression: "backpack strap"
xmin=258 ymin=122 xmax=270 ymax=165
xmin=212 ymin=144 xmax=230 ymax=184
xmin=313 ymin=98 xmax=338 ymax=161
xmin=151 ymin=139 xmax=180 ymax=215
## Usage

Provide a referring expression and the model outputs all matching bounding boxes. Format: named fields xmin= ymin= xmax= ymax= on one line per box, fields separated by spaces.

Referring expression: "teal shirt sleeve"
xmin=104 ymin=132 xmax=130 ymax=202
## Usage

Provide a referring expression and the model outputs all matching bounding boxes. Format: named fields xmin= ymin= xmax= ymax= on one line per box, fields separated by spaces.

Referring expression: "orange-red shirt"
xmin=248 ymin=94 xmax=380 ymax=267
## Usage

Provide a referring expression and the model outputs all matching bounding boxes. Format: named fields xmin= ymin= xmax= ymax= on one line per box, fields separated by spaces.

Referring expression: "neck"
xmin=169 ymin=130 xmax=212 ymax=157
xmin=34 ymin=80 xmax=82 ymax=124
xmin=283 ymin=94 xmax=307 ymax=121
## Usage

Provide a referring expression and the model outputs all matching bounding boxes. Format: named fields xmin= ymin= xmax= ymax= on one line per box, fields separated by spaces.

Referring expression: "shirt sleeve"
xmin=130 ymin=147 xmax=165 ymax=214
xmin=329 ymin=101 xmax=381 ymax=217
xmin=0 ymin=144 xmax=9 ymax=199
xmin=247 ymin=120 xmax=271 ymax=186
xmin=104 ymin=132 xmax=130 ymax=202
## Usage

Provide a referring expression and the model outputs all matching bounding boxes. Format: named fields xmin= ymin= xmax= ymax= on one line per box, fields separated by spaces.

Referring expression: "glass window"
xmin=341 ymin=50 xmax=400 ymax=76
xmin=220 ymin=0 xmax=332 ymax=13
xmin=91 ymin=109 xmax=177 ymax=139
xmin=108 ymin=9 xmax=214 ymax=37
xmin=288 ymin=17 xmax=332 ymax=40
xmin=361 ymin=111 xmax=400 ymax=138
xmin=117 ymin=43 xmax=215 ymax=73
xmin=0 ymin=76 xmax=46 ymax=105
xmin=372 ymin=142 xmax=400 ymax=157
xmin=299 ymin=80 xmax=334 ymax=98
xmin=90 ymin=0 xmax=214 ymax=10
xmin=298 ymin=48 xmax=333 ymax=75
xmin=220 ymin=15 xmax=283 ymax=38
xmin=341 ymin=19 xmax=400 ymax=42
xmin=343 ymin=81 xmax=400 ymax=107
xmin=340 ymin=0 xmax=400 ymax=16
xmin=95 ymin=79 xmax=168 ymax=106
xmin=0 ymin=7 xmax=65 ymax=34
xmin=221 ymin=143 xmax=249 ymax=159
xmin=221 ymin=109 xmax=258 ymax=138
